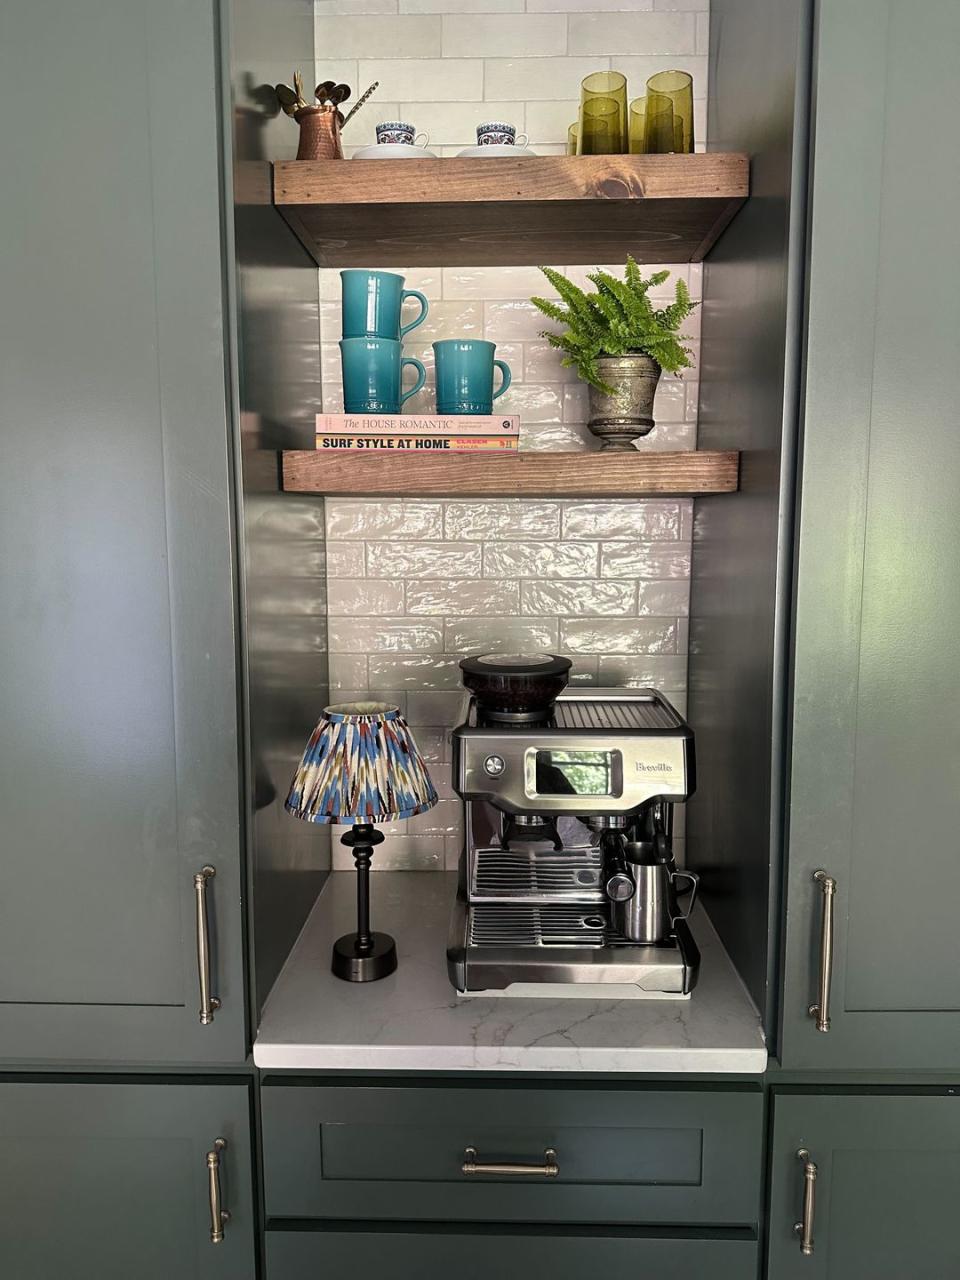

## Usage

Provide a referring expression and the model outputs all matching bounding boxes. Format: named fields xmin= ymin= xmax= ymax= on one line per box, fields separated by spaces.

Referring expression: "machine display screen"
xmin=534 ymin=749 xmax=622 ymax=797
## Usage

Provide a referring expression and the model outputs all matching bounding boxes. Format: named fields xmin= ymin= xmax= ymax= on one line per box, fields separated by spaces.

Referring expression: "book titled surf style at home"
xmin=316 ymin=435 xmax=518 ymax=452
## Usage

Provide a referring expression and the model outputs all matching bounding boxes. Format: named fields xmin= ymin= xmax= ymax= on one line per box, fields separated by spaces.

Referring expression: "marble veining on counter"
xmin=253 ymin=873 xmax=767 ymax=1073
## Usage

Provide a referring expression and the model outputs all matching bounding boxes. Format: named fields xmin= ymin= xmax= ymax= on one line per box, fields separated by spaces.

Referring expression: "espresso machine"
xmin=447 ymin=654 xmax=700 ymax=997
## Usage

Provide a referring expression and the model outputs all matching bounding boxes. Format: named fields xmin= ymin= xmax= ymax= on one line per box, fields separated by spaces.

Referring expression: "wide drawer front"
xmin=267 ymin=1227 xmax=758 ymax=1280
xmin=261 ymin=1083 xmax=762 ymax=1225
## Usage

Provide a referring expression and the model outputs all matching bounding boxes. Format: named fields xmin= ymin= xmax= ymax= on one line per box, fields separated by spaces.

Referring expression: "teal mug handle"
xmin=400 ymin=289 xmax=429 ymax=339
xmin=400 ymin=356 xmax=426 ymax=406
xmin=492 ymin=358 xmax=512 ymax=401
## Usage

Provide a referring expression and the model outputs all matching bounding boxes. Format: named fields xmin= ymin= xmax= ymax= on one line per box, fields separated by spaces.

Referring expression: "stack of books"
xmin=315 ymin=413 xmax=520 ymax=453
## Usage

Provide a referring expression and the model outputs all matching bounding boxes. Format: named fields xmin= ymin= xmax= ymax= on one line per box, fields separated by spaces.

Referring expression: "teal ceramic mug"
xmin=432 ymin=339 xmax=511 ymax=415
xmin=340 ymin=337 xmax=426 ymax=413
xmin=340 ymin=269 xmax=429 ymax=341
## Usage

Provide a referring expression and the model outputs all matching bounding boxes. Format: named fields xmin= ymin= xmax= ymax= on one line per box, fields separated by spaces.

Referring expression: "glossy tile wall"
xmin=314 ymin=0 xmax=709 ymax=869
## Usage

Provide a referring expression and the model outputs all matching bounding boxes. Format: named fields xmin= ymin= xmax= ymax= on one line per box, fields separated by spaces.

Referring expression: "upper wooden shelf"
xmin=280 ymin=450 xmax=739 ymax=498
xmin=272 ymin=153 xmax=748 ymax=267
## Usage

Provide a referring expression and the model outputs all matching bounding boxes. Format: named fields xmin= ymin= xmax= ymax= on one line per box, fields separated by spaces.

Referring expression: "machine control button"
xmin=483 ymin=754 xmax=506 ymax=777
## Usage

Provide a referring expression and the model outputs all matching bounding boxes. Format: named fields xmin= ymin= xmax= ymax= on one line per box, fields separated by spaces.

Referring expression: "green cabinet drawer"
xmin=267 ymin=1226 xmax=758 ymax=1279
xmin=261 ymin=1081 xmax=762 ymax=1226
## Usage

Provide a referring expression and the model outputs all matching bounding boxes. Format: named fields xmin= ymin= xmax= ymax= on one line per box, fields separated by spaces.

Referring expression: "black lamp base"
xmin=331 ymin=931 xmax=398 ymax=982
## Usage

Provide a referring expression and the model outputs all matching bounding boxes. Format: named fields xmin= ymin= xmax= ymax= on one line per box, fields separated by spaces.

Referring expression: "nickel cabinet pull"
xmin=808 ymin=869 xmax=836 ymax=1032
xmin=206 ymin=1137 xmax=231 ymax=1244
xmin=793 ymin=1148 xmax=818 ymax=1255
xmin=194 ymin=865 xmax=221 ymax=1025
xmin=462 ymin=1146 xmax=559 ymax=1177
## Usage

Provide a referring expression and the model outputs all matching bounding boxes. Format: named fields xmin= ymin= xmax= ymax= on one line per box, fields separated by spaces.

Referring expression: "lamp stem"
xmin=333 ymin=823 xmax=394 ymax=981
xmin=354 ymin=829 xmax=374 ymax=954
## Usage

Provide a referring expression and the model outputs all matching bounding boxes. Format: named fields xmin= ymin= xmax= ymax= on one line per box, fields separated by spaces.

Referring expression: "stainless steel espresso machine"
xmin=447 ymin=654 xmax=700 ymax=997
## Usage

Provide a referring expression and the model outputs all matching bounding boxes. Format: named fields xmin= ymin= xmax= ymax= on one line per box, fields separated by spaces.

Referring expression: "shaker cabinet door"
xmin=780 ymin=0 xmax=960 ymax=1068
xmin=0 ymin=1 xmax=245 ymax=1062
xmin=766 ymin=1092 xmax=960 ymax=1279
xmin=0 ymin=1080 xmax=257 ymax=1280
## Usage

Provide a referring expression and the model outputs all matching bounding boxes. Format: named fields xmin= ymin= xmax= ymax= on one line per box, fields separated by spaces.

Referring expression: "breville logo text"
xmin=635 ymin=761 xmax=674 ymax=773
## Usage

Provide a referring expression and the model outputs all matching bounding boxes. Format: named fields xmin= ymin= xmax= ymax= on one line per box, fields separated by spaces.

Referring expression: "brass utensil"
xmin=341 ymin=80 xmax=379 ymax=130
xmin=293 ymin=70 xmax=308 ymax=110
xmin=275 ymin=83 xmax=299 ymax=116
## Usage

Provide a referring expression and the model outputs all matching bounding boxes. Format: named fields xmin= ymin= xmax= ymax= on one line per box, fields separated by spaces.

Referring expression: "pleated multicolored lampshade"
xmin=285 ymin=701 xmax=438 ymax=824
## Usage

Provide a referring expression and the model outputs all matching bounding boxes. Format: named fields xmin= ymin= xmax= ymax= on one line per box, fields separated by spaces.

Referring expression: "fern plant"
xmin=530 ymin=257 xmax=697 ymax=393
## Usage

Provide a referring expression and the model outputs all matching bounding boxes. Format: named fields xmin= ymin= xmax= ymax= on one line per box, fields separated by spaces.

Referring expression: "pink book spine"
xmin=315 ymin=413 xmax=520 ymax=436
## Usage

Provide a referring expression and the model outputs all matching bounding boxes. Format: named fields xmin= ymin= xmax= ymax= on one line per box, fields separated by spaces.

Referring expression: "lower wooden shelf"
xmin=280 ymin=449 xmax=739 ymax=497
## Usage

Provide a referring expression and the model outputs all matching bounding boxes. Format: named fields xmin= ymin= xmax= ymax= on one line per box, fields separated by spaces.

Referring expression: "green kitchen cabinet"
xmin=0 ymin=0 xmax=246 ymax=1063
xmin=766 ymin=1091 xmax=960 ymax=1277
xmin=779 ymin=0 xmax=960 ymax=1069
xmin=0 ymin=1080 xmax=257 ymax=1279
xmin=267 ymin=1227 xmax=759 ymax=1280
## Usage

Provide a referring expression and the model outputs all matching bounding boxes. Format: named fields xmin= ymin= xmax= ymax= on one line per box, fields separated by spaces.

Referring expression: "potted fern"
xmin=531 ymin=258 xmax=697 ymax=450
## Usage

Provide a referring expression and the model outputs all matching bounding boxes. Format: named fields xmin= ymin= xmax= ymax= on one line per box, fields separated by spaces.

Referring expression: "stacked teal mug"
xmin=339 ymin=270 xmax=429 ymax=413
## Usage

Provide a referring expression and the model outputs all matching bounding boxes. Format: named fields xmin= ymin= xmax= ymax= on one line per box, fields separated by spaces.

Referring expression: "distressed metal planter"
xmin=587 ymin=354 xmax=662 ymax=450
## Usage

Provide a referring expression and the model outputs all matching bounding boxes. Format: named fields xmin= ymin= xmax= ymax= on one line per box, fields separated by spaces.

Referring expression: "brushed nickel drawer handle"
xmin=462 ymin=1146 xmax=559 ymax=1177
xmin=808 ymin=869 xmax=836 ymax=1032
xmin=793 ymin=1147 xmax=817 ymax=1255
xmin=206 ymin=1137 xmax=231 ymax=1244
xmin=194 ymin=865 xmax=221 ymax=1025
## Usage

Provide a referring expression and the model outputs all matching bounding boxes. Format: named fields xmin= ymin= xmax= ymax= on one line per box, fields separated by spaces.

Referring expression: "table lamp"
xmin=285 ymin=701 xmax=438 ymax=981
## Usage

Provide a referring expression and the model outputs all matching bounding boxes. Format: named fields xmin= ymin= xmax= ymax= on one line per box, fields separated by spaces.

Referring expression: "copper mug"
xmin=295 ymin=104 xmax=343 ymax=160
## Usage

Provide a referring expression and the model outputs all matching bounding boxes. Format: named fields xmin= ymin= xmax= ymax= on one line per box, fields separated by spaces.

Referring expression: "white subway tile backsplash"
xmin=637 ymin=421 xmax=698 ymax=450
xmin=483 ymin=56 xmax=608 ymax=99
xmin=406 ymin=690 xmax=467 ymax=724
xmin=637 ymin=579 xmax=691 ymax=616
xmin=598 ymin=654 xmax=688 ymax=690
xmin=561 ymin=382 xmax=589 ymax=422
xmin=445 ymin=616 xmax=559 ymax=653
xmin=600 ymin=542 xmax=692 ymax=578
xmin=442 ymin=13 xmax=567 ymax=57
xmin=523 ymin=341 xmax=577 ymax=382
xmin=612 ymin=54 xmax=707 ymax=97
xmin=318 ymin=14 xmax=442 ymax=58
xmin=334 ymin=834 xmax=444 ymax=870
xmin=696 ymin=10 xmax=709 ymax=53
xmin=316 ymin=0 xmax=397 ymax=13
xmin=405 ymin=100 xmax=526 ymax=145
xmin=359 ymin=57 xmax=484 ymax=101
xmin=326 ymin=501 xmax=443 ymax=541
xmin=367 ymin=541 xmax=482 ymax=577
xmin=327 ymin=579 xmax=405 ymax=614
xmin=328 ymin=618 xmax=444 ymax=652
xmin=563 ymin=501 xmax=683 ymax=540
xmin=442 ymin=266 xmax=554 ymax=300
xmin=528 ymin=0 xmax=649 ymax=8
xmin=369 ymin=655 xmax=463 ymax=689
xmin=329 ymin=654 xmax=368 ymax=690
xmin=397 ymin=298 xmax=484 ymax=339
xmin=568 ymin=11 xmax=695 ymax=54
xmin=325 ymin=542 xmax=366 ymax=578
xmin=406 ymin=578 xmax=520 ymax=614
xmin=485 ymin=299 xmax=552 ymax=340
xmin=444 ymin=500 xmax=559 ymax=540
xmin=483 ymin=540 xmax=598 ymax=578
xmin=520 ymin=422 xmax=596 ymax=450
xmin=525 ymin=98 xmax=581 ymax=145
xmin=500 ymin=382 xmax=563 ymax=422
xmin=561 ymin=618 xmax=678 ymax=654
xmin=403 ymin=0 xmax=521 ymax=8
xmin=521 ymin=579 xmax=636 ymax=616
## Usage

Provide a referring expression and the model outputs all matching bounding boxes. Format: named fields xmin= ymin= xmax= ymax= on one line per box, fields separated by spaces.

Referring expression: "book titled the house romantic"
xmin=315 ymin=413 xmax=520 ymax=452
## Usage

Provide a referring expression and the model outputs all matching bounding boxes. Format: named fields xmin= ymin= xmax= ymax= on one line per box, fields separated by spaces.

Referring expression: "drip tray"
xmin=470 ymin=902 xmax=642 ymax=948
xmin=470 ymin=847 xmax=605 ymax=904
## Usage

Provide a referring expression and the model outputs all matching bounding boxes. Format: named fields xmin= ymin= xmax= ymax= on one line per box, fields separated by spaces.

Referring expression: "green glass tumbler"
xmin=567 ymin=122 xmax=579 ymax=155
xmin=644 ymin=70 xmax=694 ymax=153
xmin=579 ymin=70 xmax=628 ymax=153
xmin=577 ymin=97 xmax=620 ymax=155
xmin=628 ymin=97 xmax=646 ymax=154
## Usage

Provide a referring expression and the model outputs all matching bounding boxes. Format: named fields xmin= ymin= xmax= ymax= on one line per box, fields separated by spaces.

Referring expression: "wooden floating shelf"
xmin=272 ymin=153 xmax=748 ymax=268
xmin=280 ymin=450 xmax=740 ymax=498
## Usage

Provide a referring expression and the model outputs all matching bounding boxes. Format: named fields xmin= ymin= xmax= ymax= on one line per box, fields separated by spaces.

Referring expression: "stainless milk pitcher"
xmin=612 ymin=841 xmax=699 ymax=944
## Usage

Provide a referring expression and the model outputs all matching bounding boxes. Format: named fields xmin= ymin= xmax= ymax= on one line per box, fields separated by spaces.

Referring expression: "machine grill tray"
xmin=552 ymin=696 xmax=680 ymax=731
xmin=468 ymin=903 xmax=661 ymax=949
xmin=472 ymin=847 xmax=603 ymax=901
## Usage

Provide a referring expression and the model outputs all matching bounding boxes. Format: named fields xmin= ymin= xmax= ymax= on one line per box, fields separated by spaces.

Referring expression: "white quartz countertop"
xmin=254 ymin=872 xmax=767 ymax=1073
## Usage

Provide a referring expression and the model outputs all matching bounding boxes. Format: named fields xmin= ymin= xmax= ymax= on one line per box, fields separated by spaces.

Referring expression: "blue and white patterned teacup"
xmin=376 ymin=120 xmax=429 ymax=147
xmin=476 ymin=122 xmax=529 ymax=147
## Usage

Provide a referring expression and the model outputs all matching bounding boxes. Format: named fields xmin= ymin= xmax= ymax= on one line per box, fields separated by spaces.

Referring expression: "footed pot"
xmin=587 ymin=354 xmax=662 ymax=450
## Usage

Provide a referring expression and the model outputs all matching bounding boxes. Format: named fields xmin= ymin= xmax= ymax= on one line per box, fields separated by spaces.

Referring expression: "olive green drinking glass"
xmin=577 ymin=96 xmax=620 ymax=155
xmin=579 ymin=70 xmax=628 ymax=152
xmin=628 ymin=97 xmax=646 ymax=154
xmin=644 ymin=70 xmax=694 ymax=153
xmin=567 ymin=122 xmax=579 ymax=155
